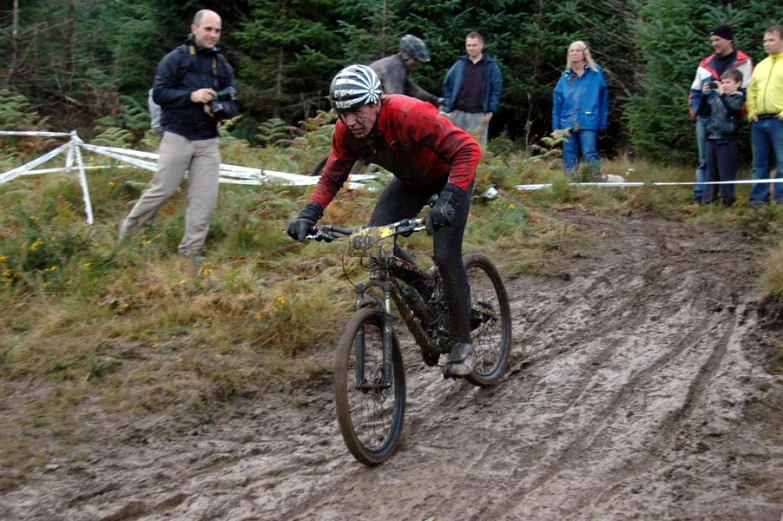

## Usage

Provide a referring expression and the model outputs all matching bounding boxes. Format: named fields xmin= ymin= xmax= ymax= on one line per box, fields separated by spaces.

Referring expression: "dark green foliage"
xmin=625 ymin=0 xmax=783 ymax=163
xmin=234 ymin=0 xmax=343 ymax=121
xmin=255 ymin=119 xmax=290 ymax=146
xmin=3 ymin=0 xmax=783 ymax=164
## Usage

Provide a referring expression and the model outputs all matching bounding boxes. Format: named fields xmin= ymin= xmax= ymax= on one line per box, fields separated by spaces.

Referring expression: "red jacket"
xmin=310 ymin=95 xmax=481 ymax=209
xmin=688 ymin=50 xmax=753 ymax=119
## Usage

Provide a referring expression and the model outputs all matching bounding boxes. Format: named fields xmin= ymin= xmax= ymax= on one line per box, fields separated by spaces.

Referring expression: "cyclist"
xmin=287 ymin=65 xmax=481 ymax=377
xmin=370 ymin=35 xmax=444 ymax=107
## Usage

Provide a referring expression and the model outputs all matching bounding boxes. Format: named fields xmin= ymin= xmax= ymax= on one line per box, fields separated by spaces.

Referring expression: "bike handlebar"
xmin=307 ymin=218 xmax=426 ymax=242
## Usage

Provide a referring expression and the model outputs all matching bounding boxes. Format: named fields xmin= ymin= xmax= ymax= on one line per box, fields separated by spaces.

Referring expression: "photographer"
xmin=118 ymin=9 xmax=238 ymax=262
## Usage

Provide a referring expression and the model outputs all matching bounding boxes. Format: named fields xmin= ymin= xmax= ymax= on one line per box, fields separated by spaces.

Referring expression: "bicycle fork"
xmin=353 ymin=280 xmax=395 ymax=391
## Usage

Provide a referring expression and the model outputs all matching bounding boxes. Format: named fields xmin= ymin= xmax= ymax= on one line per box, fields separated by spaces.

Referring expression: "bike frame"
xmin=311 ymin=219 xmax=445 ymax=390
xmin=353 ymin=256 xmax=444 ymax=390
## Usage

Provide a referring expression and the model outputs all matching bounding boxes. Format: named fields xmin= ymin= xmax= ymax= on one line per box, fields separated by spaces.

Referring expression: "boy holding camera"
xmin=697 ymin=69 xmax=745 ymax=207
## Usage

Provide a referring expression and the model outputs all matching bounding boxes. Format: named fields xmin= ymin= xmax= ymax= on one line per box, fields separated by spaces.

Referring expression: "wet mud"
xmin=2 ymin=211 xmax=783 ymax=521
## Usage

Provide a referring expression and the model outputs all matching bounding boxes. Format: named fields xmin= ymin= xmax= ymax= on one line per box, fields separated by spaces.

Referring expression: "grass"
xmin=2 ymin=125 xmax=783 ymax=476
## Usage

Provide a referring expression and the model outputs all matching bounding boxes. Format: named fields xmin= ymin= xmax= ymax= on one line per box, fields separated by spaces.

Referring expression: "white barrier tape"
xmin=13 ymin=129 xmax=781 ymax=225
xmin=73 ymin=139 xmax=94 ymax=225
xmin=84 ymin=145 xmax=333 ymax=185
xmin=88 ymin=145 xmax=159 ymax=160
xmin=21 ymin=166 xmax=133 ymax=176
xmin=516 ymin=178 xmax=783 ymax=191
xmin=79 ymin=143 xmax=158 ymax=172
xmin=0 ymin=131 xmax=72 ymax=138
xmin=216 ymin=176 xmax=368 ymax=190
xmin=219 ymin=163 xmax=312 ymax=183
xmin=0 ymin=142 xmax=71 ymax=184
xmin=83 ymin=144 xmax=378 ymax=187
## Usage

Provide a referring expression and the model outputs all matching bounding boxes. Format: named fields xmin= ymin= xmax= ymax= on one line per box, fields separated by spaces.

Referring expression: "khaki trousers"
xmin=124 ymin=132 xmax=221 ymax=255
xmin=447 ymin=110 xmax=488 ymax=145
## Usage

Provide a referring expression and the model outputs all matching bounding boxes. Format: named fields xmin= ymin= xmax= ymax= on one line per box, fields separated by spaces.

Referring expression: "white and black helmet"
xmin=329 ymin=65 xmax=382 ymax=112
xmin=399 ymin=34 xmax=431 ymax=63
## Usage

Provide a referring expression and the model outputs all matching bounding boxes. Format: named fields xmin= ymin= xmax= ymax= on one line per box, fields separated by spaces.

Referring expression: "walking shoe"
xmin=179 ymin=251 xmax=206 ymax=265
xmin=443 ymin=342 xmax=473 ymax=378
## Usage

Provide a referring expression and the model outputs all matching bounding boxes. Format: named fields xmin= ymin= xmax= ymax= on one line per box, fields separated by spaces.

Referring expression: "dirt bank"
xmin=2 ymin=211 xmax=782 ymax=521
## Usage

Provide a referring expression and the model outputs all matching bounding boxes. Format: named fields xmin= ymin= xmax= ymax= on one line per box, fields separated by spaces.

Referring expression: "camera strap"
xmin=187 ymin=44 xmax=220 ymax=90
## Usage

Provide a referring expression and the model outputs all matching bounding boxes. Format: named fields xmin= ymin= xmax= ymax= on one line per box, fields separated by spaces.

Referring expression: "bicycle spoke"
xmin=336 ymin=309 xmax=405 ymax=464
xmin=464 ymin=254 xmax=511 ymax=386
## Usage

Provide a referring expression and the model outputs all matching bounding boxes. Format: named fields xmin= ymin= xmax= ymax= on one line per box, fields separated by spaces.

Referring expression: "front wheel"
xmin=334 ymin=308 xmax=406 ymax=465
xmin=464 ymin=254 xmax=512 ymax=387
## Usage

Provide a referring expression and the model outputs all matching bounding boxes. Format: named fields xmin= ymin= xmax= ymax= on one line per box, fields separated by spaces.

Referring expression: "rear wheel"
xmin=334 ymin=308 xmax=406 ymax=465
xmin=464 ymin=254 xmax=512 ymax=386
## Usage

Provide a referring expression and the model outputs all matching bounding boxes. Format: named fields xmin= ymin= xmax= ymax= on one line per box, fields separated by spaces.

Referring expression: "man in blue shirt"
xmin=442 ymin=32 xmax=503 ymax=145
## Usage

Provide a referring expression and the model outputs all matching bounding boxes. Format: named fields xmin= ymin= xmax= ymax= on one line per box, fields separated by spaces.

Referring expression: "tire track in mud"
xmin=269 ymin=212 xmax=768 ymax=521
xmin=474 ymin=215 xmax=763 ymax=520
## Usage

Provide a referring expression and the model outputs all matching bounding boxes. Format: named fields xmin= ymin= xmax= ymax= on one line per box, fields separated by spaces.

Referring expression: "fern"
xmin=92 ymin=127 xmax=135 ymax=148
xmin=0 ymin=90 xmax=48 ymax=130
xmin=116 ymin=95 xmax=150 ymax=134
xmin=254 ymin=118 xmax=290 ymax=146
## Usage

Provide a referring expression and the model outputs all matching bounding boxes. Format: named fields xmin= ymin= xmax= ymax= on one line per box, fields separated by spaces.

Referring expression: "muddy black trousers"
xmin=369 ymin=177 xmax=474 ymax=345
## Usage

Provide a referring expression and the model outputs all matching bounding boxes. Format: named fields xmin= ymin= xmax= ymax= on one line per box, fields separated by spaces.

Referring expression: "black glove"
xmin=426 ymin=184 xmax=464 ymax=235
xmin=287 ymin=202 xmax=323 ymax=242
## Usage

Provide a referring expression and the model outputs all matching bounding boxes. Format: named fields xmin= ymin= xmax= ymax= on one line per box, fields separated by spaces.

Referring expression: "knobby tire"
xmin=463 ymin=253 xmax=512 ymax=386
xmin=334 ymin=308 xmax=406 ymax=466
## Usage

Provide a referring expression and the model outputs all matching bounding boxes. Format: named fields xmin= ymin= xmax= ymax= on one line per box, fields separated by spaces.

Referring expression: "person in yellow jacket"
xmin=748 ymin=25 xmax=783 ymax=206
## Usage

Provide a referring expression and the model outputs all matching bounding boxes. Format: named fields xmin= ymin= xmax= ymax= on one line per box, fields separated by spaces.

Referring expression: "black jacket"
xmin=152 ymin=37 xmax=238 ymax=140
xmin=698 ymin=91 xmax=744 ymax=140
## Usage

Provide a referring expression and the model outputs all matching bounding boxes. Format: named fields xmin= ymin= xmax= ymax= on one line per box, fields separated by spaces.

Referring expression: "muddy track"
xmin=2 ymin=211 xmax=783 ymax=521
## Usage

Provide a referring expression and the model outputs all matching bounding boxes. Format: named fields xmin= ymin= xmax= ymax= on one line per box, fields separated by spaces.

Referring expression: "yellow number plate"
xmin=346 ymin=225 xmax=395 ymax=258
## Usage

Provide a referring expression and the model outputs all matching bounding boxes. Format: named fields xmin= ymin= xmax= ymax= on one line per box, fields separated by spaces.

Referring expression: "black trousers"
xmin=703 ymin=138 xmax=738 ymax=205
xmin=369 ymin=177 xmax=474 ymax=344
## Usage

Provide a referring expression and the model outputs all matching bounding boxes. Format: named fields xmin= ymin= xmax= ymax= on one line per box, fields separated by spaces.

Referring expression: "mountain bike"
xmin=308 ymin=217 xmax=512 ymax=466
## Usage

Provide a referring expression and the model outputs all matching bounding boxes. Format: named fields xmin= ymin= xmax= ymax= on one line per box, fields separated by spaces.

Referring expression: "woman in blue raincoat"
xmin=552 ymin=41 xmax=608 ymax=175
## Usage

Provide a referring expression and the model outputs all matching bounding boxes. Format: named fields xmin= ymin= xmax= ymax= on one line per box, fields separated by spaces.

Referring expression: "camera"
xmin=208 ymin=86 xmax=237 ymax=116
xmin=707 ymin=81 xmax=719 ymax=90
